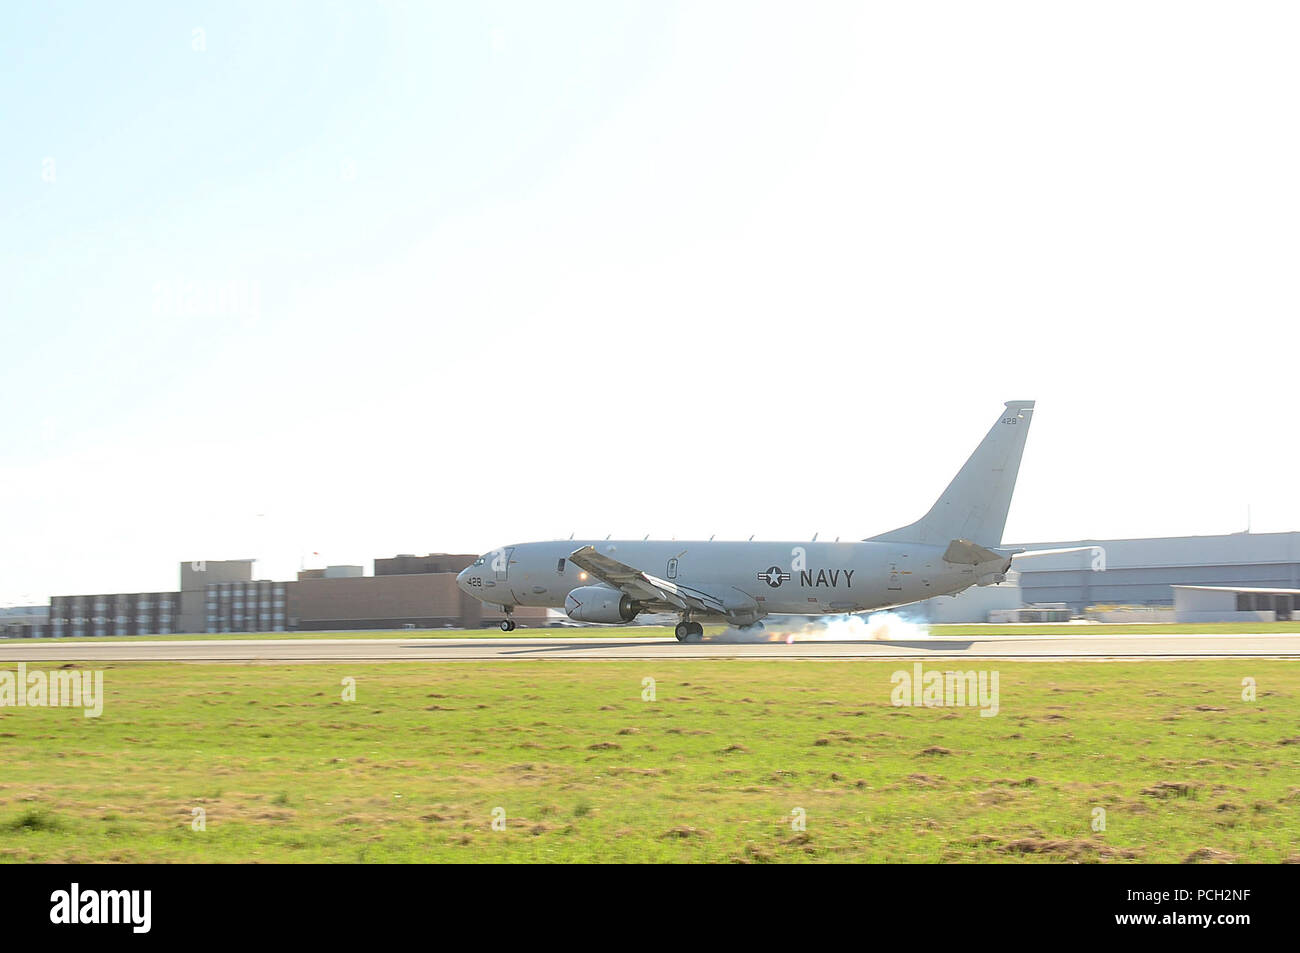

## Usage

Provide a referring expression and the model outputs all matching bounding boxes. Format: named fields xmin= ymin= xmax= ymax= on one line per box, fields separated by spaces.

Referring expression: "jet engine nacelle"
xmin=565 ymin=586 xmax=637 ymax=624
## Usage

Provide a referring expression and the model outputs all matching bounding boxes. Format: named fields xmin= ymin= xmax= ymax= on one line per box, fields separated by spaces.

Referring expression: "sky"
xmin=2 ymin=1 xmax=1299 ymax=605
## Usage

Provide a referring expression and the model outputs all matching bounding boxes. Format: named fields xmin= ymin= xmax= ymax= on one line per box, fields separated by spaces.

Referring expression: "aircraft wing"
xmin=568 ymin=545 xmax=732 ymax=616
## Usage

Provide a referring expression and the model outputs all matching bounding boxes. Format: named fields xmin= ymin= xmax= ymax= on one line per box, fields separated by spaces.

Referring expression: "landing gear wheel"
xmin=675 ymin=622 xmax=690 ymax=642
xmin=688 ymin=621 xmax=704 ymax=638
xmin=500 ymin=619 xmax=517 ymax=632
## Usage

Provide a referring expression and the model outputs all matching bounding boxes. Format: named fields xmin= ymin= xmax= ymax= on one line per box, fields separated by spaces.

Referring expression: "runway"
xmin=1 ymin=633 xmax=1299 ymax=662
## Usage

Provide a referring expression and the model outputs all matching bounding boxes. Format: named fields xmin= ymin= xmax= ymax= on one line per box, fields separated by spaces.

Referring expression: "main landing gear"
xmin=674 ymin=620 xmax=703 ymax=642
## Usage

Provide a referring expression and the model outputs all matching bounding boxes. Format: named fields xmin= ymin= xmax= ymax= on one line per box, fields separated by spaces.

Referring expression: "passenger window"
xmin=667 ymin=558 xmax=678 ymax=579
xmin=556 ymin=558 xmax=566 ymax=573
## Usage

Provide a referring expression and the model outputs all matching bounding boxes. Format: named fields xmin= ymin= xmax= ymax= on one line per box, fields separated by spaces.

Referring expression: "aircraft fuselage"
xmin=457 ymin=538 xmax=1006 ymax=624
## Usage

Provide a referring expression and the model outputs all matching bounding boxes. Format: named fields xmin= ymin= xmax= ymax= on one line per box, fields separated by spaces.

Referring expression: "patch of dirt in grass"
xmin=1141 ymin=781 xmax=1198 ymax=799
xmin=1182 ymin=847 xmax=1237 ymax=864
xmin=662 ymin=825 xmax=708 ymax=839
xmin=996 ymin=837 xmax=1140 ymax=861
xmin=737 ymin=843 xmax=775 ymax=863
xmin=253 ymin=810 xmax=296 ymax=822
xmin=987 ymin=777 xmax=1042 ymax=787
xmin=334 ymin=812 xmax=401 ymax=827
xmin=905 ymin=774 xmax=945 ymax=787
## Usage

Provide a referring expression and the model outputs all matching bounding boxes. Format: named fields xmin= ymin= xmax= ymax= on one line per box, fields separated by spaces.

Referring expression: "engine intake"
xmin=565 ymin=586 xmax=637 ymax=624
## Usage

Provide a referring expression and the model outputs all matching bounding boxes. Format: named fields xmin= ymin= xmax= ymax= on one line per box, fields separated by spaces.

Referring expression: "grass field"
xmin=4 ymin=620 xmax=1300 ymax=644
xmin=1 ymin=659 xmax=1296 ymax=863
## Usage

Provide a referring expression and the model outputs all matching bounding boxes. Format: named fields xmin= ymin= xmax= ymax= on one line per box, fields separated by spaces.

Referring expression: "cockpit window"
xmin=473 ymin=556 xmax=486 ymax=567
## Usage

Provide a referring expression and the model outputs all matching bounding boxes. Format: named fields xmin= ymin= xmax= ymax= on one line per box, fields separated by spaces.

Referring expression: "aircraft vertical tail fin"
xmin=867 ymin=401 xmax=1035 ymax=548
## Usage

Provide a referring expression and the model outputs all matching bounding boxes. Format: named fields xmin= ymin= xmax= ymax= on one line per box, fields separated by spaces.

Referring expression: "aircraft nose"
xmin=456 ymin=566 xmax=470 ymax=593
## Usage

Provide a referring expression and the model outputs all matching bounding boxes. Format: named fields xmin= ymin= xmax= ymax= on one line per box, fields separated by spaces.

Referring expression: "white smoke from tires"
xmin=707 ymin=611 xmax=930 ymax=643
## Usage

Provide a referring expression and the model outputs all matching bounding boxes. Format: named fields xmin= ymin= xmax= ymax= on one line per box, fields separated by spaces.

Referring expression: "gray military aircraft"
xmin=457 ymin=400 xmax=1035 ymax=640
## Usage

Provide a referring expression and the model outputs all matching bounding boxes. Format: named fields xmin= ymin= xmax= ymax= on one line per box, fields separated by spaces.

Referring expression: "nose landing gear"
xmin=500 ymin=615 xmax=517 ymax=632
